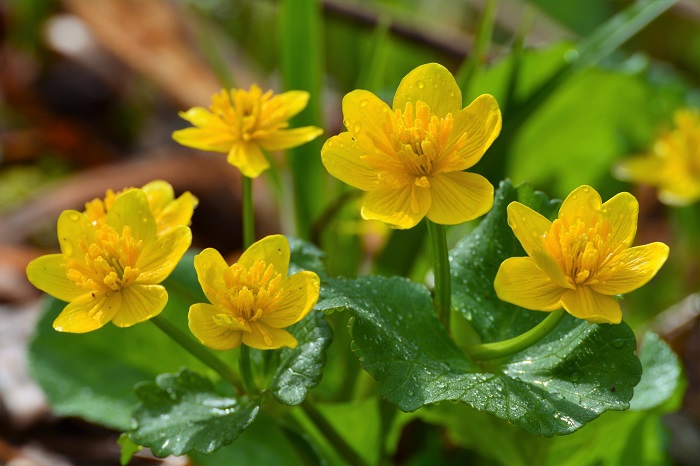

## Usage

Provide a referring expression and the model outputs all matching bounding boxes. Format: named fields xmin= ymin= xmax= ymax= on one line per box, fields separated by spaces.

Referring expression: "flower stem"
xmin=300 ymin=400 xmax=368 ymax=466
xmin=242 ymin=176 xmax=255 ymax=249
xmin=150 ymin=315 xmax=243 ymax=393
xmin=468 ymin=309 xmax=567 ymax=360
xmin=426 ymin=220 xmax=451 ymax=332
xmin=239 ymin=345 xmax=257 ymax=393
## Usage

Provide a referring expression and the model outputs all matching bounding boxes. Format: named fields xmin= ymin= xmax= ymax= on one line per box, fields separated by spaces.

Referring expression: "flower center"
xmin=214 ymin=261 xmax=284 ymax=332
xmin=212 ymin=86 xmax=287 ymax=143
xmin=64 ymin=224 xmax=142 ymax=294
xmin=543 ymin=218 xmax=624 ymax=286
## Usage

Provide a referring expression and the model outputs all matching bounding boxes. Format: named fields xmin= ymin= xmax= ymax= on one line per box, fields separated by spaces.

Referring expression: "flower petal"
xmin=111 ymin=284 xmax=167 ymax=327
xmin=106 ymin=189 xmax=156 ymax=243
xmin=141 ymin=180 xmax=174 ymax=212
xmin=602 ymin=192 xmax=638 ymax=248
xmin=137 ymin=225 xmax=192 ymax=283
xmin=494 ymin=257 xmax=567 ymax=311
xmin=321 ymin=132 xmax=378 ymax=192
xmin=361 ymin=184 xmax=431 ymax=229
xmin=446 ymin=94 xmax=502 ymax=170
xmin=507 ymin=202 xmax=573 ymax=289
xmin=258 ymin=126 xmax=323 ymax=151
xmin=238 ymin=235 xmax=290 ymax=276
xmin=177 ymin=107 xmax=228 ymax=130
xmin=560 ymin=286 xmax=622 ymax=324
xmin=558 ymin=185 xmax=602 ymax=226
xmin=26 ymin=254 xmax=83 ymax=302
xmin=57 ymin=210 xmax=95 ymax=261
xmin=267 ymin=90 xmax=310 ymax=123
xmin=591 ymin=242 xmax=669 ymax=295
xmin=155 ymin=191 xmax=198 ymax=234
xmin=171 ymin=127 xmax=235 ymax=153
xmin=243 ymin=323 xmax=298 ymax=350
xmin=426 ymin=172 xmax=493 ymax=225
xmin=194 ymin=248 xmax=230 ymax=306
xmin=260 ymin=271 xmax=320 ymax=329
xmin=53 ymin=292 xmax=121 ymax=333
xmin=227 ymin=142 xmax=270 ymax=178
xmin=342 ymin=90 xmax=395 ymax=156
xmin=393 ymin=63 xmax=462 ymax=118
xmin=189 ymin=303 xmax=243 ymax=350
xmin=614 ymin=155 xmax=662 ymax=186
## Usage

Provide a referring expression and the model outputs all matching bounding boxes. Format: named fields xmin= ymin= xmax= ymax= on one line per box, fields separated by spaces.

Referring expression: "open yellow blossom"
xmin=321 ymin=63 xmax=501 ymax=229
xmin=172 ymin=85 xmax=324 ymax=178
xmin=615 ymin=109 xmax=700 ymax=205
xmin=84 ymin=180 xmax=198 ymax=236
xmin=26 ymin=189 xmax=192 ymax=333
xmin=189 ymin=235 xmax=320 ymax=350
xmin=494 ymin=186 xmax=669 ymax=324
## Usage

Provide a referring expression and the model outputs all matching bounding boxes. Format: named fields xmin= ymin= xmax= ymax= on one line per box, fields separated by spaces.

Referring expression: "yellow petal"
xmin=111 ymin=284 xmax=167 ymax=327
xmin=321 ymin=132 xmax=378 ymax=192
xmin=227 ymin=142 xmax=270 ymax=178
xmin=507 ymin=202 xmax=573 ymax=289
xmin=392 ymin=63 xmax=462 ymax=118
xmin=188 ymin=303 xmax=243 ymax=350
xmin=446 ymin=94 xmax=502 ymax=170
xmin=426 ymin=172 xmax=493 ymax=225
xmin=260 ymin=271 xmax=320 ymax=329
xmin=494 ymin=257 xmax=567 ymax=311
xmin=53 ymin=292 xmax=121 ymax=333
xmin=238 ymin=235 xmax=290 ymax=277
xmin=591 ymin=242 xmax=669 ymax=295
xmin=342 ymin=90 xmax=395 ymax=156
xmin=26 ymin=254 xmax=83 ymax=302
xmin=361 ymin=184 xmax=431 ymax=229
xmin=178 ymin=107 xmax=228 ymax=130
xmin=243 ymin=323 xmax=298 ymax=350
xmin=560 ymin=286 xmax=622 ymax=324
xmin=156 ymin=191 xmax=198 ymax=234
xmin=57 ymin=210 xmax=95 ymax=262
xmin=614 ymin=156 xmax=662 ymax=186
xmin=136 ymin=225 xmax=192 ymax=283
xmin=171 ymin=127 xmax=235 ymax=153
xmin=258 ymin=126 xmax=323 ymax=151
xmin=602 ymin=192 xmax=638 ymax=248
xmin=267 ymin=90 xmax=310 ymax=124
xmin=558 ymin=185 xmax=602 ymax=226
xmin=194 ymin=248 xmax=230 ymax=306
xmin=106 ymin=189 xmax=156 ymax=243
xmin=141 ymin=180 xmax=174 ymax=212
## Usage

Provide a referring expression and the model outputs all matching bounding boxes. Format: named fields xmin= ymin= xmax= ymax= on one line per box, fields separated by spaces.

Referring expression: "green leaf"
xmin=117 ymin=433 xmax=141 ymax=466
xmin=630 ymin=332 xmax=682 ymax=411
xmin=28 ymin=251 xmax=214 ymax=431
xmin=317 ymin=181 xmax=642 ymax=436
xmin=131 ymin=369 xmax=259 ymax=457
xmin=288 ymin=236 xmax=327 ymax=278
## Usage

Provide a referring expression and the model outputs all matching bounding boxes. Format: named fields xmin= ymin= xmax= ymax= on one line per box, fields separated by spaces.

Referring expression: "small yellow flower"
xmin=26 ymin=189 xmax=193 ymax=333
xmin=172 ymin=85 xmax=324 ymax=178
xmin=84 ymin=180 xmax=198 ymax=236
xmin=615 ymin=109 xmax=700 ymax=205
xmin=494 ymin=186 xmax=669 ymax=324
xmin=321 ymin=63 xmax=501 ymax=229
xmin=189 ymin=235 xmax=320 ymax=350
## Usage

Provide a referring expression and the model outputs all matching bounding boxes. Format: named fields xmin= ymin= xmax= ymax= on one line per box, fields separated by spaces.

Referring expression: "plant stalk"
xmin=301 ymin=400 xmax=369 ymax=466
xmin=242 ymin=175 xmax=255 ymax=249
xmin=426 ymin=220 xmax=452 ymax=332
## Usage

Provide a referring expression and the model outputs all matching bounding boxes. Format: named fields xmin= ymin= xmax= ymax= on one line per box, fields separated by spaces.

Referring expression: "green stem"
xmin=468 ymin=309 xmax=567 ymax=360
xmin=150 ymin=316 xmax=243 ymax=393
xmin=301 ymin=400 xmax=368 ymax=466
xmin=242 ymin=176 xmax=255 ymax=249
xmin=426 ymin=220 xmax=451 ymax=332
xmin=239 ymin=345 xmax=257 ymax=393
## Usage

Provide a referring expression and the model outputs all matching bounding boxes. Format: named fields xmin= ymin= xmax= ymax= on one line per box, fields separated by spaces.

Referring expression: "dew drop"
xmin=353 ymin=122 xmax=362 ymax=133
xmin=68 ymin=212 xmax=81 ymax=222
xmin=360 ymin=99 xmax=369 ymax=108
xmin=416 ymin=80 xmax=425 ymax=89
xmin=610 ymin=339 xmax=625 ymax=349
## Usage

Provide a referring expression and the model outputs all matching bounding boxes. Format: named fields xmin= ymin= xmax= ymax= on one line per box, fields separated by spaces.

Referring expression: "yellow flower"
xmin=321 ymin=63 xmax=501 ymax=229
xmin=172 ymin=85 xmax=324 ymax=178
xmin=26 ymin=189 xmax=193 ymax=333
xmin=494 ymin=186 xmax=669 ymax=324
xmin=84 ymin=180 xmax=198 ymax=236
xmin=189 ymin=235 xmax=320 ymax=351
xmin=615 ymin=109 xmax=700 ymax=205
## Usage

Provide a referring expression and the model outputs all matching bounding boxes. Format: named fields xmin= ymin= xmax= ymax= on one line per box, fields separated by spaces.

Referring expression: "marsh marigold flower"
xmin=189 ymin=235 xmax=319 ymax=350
xmin=84 ymin=180 xmax=198 ymax=235
xmin=494 ymin=185 xmax=669 ymax=324
xmin=615 ymin=109 xmax=700 ymax=205
xmin=321 ymin=63 xmax=501 ymax=229
xmin=26 ymin=189 xmax=192 ymax=332
xmin=172 ymin=85 xmax=323 ymax=178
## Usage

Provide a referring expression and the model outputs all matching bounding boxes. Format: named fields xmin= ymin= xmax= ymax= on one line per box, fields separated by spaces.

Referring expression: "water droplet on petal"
xmin=360 ymin=99 xmax=369 ymax=108
xmin=353 ymin=122 xmax=362 ymax=133
xmin=416 ymin=80 xmax=425 ymax=89
xmin=68 ymin=212 xmax=81 ymax=222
